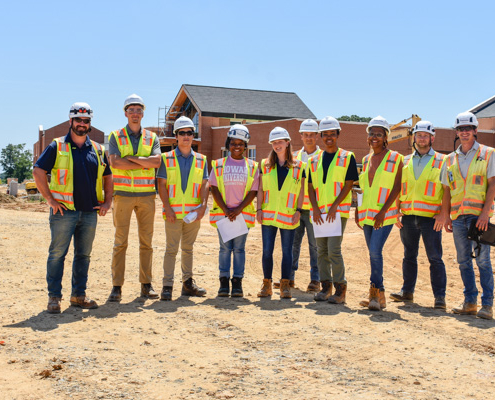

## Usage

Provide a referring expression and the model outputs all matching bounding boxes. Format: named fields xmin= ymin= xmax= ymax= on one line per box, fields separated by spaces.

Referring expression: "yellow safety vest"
xmin=261 ymin=159 xmax=303 ymax=230
xmin=209 ymin=157 xmax=259 ymax=228
xmin=446 ymin=144 xmax=494 ymax=220
xmin=400 ymin=151 xmax=445 ymax=218
xmin=358 ymin=150 xmax=402 ymax=227
xmin=109 ymin=127 xmax=156 ymax=193
xmin=162 ymin=150 xmax=206 ymax=220
xmin=294 ymin=148 xmax=323 ymax=210
xmin=49 ymin=136 xmax=106 ymax=210
xmin=309 ymin=148 xmax=354 ymax=218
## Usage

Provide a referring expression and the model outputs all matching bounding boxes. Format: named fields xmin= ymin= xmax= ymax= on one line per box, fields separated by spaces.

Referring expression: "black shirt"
xmin=308 ymin=151 xmax=359 ymax=184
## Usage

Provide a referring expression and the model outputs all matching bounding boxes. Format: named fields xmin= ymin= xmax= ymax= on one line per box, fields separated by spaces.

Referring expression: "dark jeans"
xmin=291 ymin=210 xmax=319 ymax=281
xmin=363 ymin=224 xmax=393 ymax=290
xmin=262 ymin=225 xmax=296 ymax=280
xmin=400 ymin=215 xmax=447 ymax=298
xmin=47 ymin=210 xmax=97 ymax=298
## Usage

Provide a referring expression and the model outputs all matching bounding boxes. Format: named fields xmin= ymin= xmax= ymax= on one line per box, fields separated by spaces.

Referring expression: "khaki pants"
xmin=111 ymin=195 xmax=155 ymax=286
xmin=162 ymin=219 xmax=201 ymax=286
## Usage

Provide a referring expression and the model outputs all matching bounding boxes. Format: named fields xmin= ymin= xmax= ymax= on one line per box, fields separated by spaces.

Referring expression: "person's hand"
xmin=226 ymin=206 xmax=243 ymax=221
xmin=196 ymin=205 xmax=207 ymax=221
xmin=256 ymin=209 xmax=263 ymax=224
xmin=163 ymin=205 xmax=177 ymax=223
xmin=313 ymin=207 xmax=323 ymax=225
xmin=395 ymin=213 xmax=403 ymax=229
xmin=94 ymin=200 xmax=111 ymax=216
xmin=292 ymin=210 xmax=301 ymax=225
xmin=373 ymin=210 xmax=386 ymax=229
xmin=48 ymin=198 xmax=67 ymax=215
xmin=476 ymin=211 xmax=490 ymax=232
xmin=355 ymin=209 xmax=363 ymax=230
xmin=326 ymin=204 xmax=338 ymax=223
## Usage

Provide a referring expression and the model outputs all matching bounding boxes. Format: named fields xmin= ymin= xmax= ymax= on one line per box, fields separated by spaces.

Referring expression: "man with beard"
xmin=34 ymin=102 xmax=113 ymax=314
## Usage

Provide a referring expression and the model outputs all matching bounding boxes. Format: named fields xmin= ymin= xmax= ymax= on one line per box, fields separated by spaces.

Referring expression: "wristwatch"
xmin=296 ymin=208 xmax=303 ymax=213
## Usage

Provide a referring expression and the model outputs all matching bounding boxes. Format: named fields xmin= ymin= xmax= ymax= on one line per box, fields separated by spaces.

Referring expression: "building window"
xmin=221 ymin=147 xmax=229 ymax=158
xmin=248 ymin=146 xmax=256 ymax=161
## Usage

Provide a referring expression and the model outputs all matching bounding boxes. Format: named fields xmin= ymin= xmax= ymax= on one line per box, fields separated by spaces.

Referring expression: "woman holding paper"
xmin=256 ymin=127 xmax=305 ymax=299
xmin=355 ymin=116 xmax=403 ymax=311
xmin=209 ymin=125 xmax=259 ymax=297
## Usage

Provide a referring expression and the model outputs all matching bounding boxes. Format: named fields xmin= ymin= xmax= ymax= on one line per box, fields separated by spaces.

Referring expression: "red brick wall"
xmin=478 ymin=117 xmax=495 ymax=131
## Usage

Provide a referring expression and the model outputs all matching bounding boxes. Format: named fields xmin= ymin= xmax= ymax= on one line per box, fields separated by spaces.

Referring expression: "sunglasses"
xmin=177 ymin=131 xmax=194 ymax=136
xmin=74 ymin=117 xmax=91 ymax=124
xmin=368 ymin=132 xmax=385 ymax=138
xmin=456 ymin=126 xmax=474 ymax=132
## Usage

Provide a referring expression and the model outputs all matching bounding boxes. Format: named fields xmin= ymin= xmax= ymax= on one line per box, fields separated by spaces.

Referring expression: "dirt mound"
xmin=0 ymin=192 xmax=18 ymax=203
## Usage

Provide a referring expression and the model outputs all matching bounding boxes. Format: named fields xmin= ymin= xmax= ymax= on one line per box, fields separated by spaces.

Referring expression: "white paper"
xmin=216 ymin=214 xmax=249 ymax=243
xmin=357 ymin=192 xmax=363 ymax=207
xmin=313 ymin=213 xmax=342 ymax=238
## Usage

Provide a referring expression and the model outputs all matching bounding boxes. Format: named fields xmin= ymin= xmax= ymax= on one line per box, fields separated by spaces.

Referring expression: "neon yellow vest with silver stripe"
xmin=49 ymin=137 xmax=105 ymax=210
xmin=209 ymin=157 xmax=258 ymax=228
xmin=446 ymin=144 xmax=494 ymax=220
xmin=163 ymin=150 xmax=206 ymax=220
xmin=109 ymin=127 xmax=156 ymax=193
xmin=309 ymin=148 xmax=354 ymax=218
xmin=294 ymin=148 xmax=323 ymax=210
xmin=358 ymin=150 xmax=402 ymax=227
xmin=261 ymin=159 xmax=303 ymax=230
xmin=400 ymin=151 xmax=445 ymax=218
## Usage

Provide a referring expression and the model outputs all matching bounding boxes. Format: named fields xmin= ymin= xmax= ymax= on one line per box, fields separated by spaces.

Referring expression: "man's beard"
xmin=72 ymin=125 xmax=90 ymax=136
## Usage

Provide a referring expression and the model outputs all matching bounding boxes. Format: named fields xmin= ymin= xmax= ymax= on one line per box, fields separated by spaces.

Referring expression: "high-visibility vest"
xmin=358 ymin=150 xmax=402 ymax=227
xmin=109 ymin=127 xmax=156 ymax=193
xmin=261 ymin=159 xmax=303 ymax=230
xmin=309 ymin=148 xmax=354 ymax=218
xmin=446 ymin=144 xmax=495 ymax=220
xmin=400 ymin=151 xmax=445 ymax=218
xmin=209 ymin=157 xmax=259 ymax=228
xmin=294 ymin=148 xmax=323 ymax=210
xmin=49 ymin=136 xmax=106 ymax=210
xmin=162 ymin=150 xmax=206 ymax=220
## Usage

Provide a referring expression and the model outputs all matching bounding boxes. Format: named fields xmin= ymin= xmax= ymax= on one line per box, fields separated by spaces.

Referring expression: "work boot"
xmin=434 ymin=297 xmax=446 ymax=309
xmin=47 ymin=297 xmax=61 ymax=314
xmin=231 ymin=277 xmax=243 ymax=297
xmin=390 ymin=290 xmax=414 ymax=302
xmin=273 ymin=280 xmax=294 ymax=289
xmin=141 ymin=283 xmax=159 ymax=299
xmin=368 ymin=287 xmax=381 ymax=311
xmin=181 ymin=278 xmax=206 ymax=297
xmin=70 ymin=296 xmax=98 ymax=309
xmin=477 ymin=305 xmax=493 ymax=320
xmin=314 ymin=280 xmax=333 ymax=301
xmin=280 ymin=279 xmax=292 ymax=299
xmin=306 ymin=280 xmax=321 ymax=292
xmin=360 ymin=288 xmax=386 ymax=310
xmin=328 ymin=283 xmax=347 ymax=304
xmin=218 ymin=277 xmax=230 ymax=297
xmin=108 ymin=286 xmax=122 ymax=302
xmin=452 ymin=302 xmax=477 ymax=315
xmin=160 ymin=286 xmax=173 ymax=301
xmin=258 ymin=279 xmax=273 ymax=297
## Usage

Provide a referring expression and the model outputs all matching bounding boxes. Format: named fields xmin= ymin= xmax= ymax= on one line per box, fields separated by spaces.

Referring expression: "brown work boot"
xmin=452 ymin=302 xmax=477 ymax=315
xmin=160 ymin=286 xmax=173 ymax=301
xmin=306 ymin=280 xmax=321 ymax=292
xmin=141 ymin=283 xmax=159 ymax=299
xmin=47 ymin=297 xmax=61 ymax=314
xmin=273 ymin=280 xmax=294 ymax=289
xmin=108 ymin=286 xmax=122 ymax=302
xmin=477 ymin=305 xmax=493 ymax=320
xmin=390 ymin=290 xmax=414 ymax=302
xmin=368 ymin=287 xmax=381 ymax=311
xmin=280 ymin=279 xmax=292 ymax=299
xmin=181 ymin=278 xmax=206 ymax=297
xmin=328 ymin=283 xmax=347 ymax=304
xmin=314 ymin=280 xmax=332 ymax=301
xmin=360 ymin=289 xmax=387 ymax=309
xmin=258 ymin=279 xmax=273 ymax=297
xmin=70 ymin=296 xmax=98 ymax=309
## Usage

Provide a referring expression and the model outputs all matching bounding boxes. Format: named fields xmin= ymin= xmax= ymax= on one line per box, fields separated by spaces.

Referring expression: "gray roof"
xmin=469 ymin=95 xmax=495 ymax=118
xmin=183 ymin=84 xmax=316 ymax=120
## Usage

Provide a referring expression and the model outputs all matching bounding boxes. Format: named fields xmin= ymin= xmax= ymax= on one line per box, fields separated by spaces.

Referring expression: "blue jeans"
xmin=452 ymin=214 xmax=494 ymax=306
xmin=291 ymin=210 xmax=319 ymax=281
xmin=400 ymin=215 xmax=447 ymax=297
xmin=262 ymin=225 xmax=295 ymax=280
xmin=363 ymin=224 xmax=393 ymax=290
xmin=47 ymin=210 xmax=97 ymax=298
xmin=217 ymin=230 xmax=248 ymax=279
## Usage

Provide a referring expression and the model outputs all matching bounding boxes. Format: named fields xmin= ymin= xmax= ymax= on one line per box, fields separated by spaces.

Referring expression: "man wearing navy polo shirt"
xmin=33 ymin=102 xmax=113 ymax=314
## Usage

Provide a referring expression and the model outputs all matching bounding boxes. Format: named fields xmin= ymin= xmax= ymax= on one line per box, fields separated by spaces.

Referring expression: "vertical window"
xmin=248 ymin=145 xmax=256 ymax=161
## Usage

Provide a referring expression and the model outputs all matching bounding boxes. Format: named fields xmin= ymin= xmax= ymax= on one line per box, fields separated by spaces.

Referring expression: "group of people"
xmin=33 ymin=94 xmax=494 ymax=320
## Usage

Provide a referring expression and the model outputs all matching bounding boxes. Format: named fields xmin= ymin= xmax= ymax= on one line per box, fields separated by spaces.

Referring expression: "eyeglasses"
xmin=74 ymin=117 xmax=91 ymax=124
xmin=126 ymin=108 xmax=144 ymax=115
xmin=229 ymin=142 xmax=245 ymax=147
xmin=368 ymin=132 xmax=385 ymax=138
xmin=177 ymin=131 xmax=194 ymax=136
xmin=456 ymin=126 xmax=474 ymax=132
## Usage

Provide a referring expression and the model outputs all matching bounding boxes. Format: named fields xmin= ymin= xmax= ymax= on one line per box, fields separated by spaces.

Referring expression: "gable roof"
xmin=182 ymin=84 xmax=316 ymax=120
xmin=469 ymin=95 xmax=495 ymax=118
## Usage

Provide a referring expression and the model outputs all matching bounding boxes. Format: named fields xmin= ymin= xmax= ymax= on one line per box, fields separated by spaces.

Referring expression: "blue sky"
xmin=1 ymin=0 xmax=494 ymax=163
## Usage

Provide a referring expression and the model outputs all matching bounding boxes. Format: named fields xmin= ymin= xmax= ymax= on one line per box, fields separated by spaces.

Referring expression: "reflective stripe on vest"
xmin=295 ymin=148 xmax=323 ymax=210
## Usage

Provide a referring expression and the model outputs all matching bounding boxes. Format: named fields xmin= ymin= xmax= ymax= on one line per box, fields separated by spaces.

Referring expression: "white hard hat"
xmin=454 ymin=111 xmax=478 ymax=129
xmin=413 ymin=120 xmax=435 ymax=136
xmin=367 ymin=115 xmax=390 ymax=134
xmin=124 ymin=94 xmax=145 ymax=111
xmin=228 ymin=124 xmax=250 ymax=143
xmin=268 ymin=127 xmax=291 ymax=143
xmin=173 ymin=116 xmax=195 ymax=134
xmin=319 ymin=116 xmax=341 ymax=132
xmin=299 ymin=119 xmax=319 ymax=133
xmin=69 ymin=102 xmax=93 ymax=119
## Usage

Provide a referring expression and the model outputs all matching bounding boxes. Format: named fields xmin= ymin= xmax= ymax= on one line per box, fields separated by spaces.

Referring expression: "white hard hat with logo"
xmin=319 ymin=116 xmax=341 ymax=132
xmin=367 ymin=115 xmax=390 ymax=134
xmin=268 ymin=127 xmax=291 ymax=143
xmin=454 ymin=111 xmax=478 ymax=128
xmin=124 ymin=94 xmax=145 ymax=111
xmin=69 ymin=102 xmax=93 ymax=119
xmin=413 ymin=121 xmax=435 ymax=136
xmin=299 ymin=119 xmax=319 ymax=133
xmin=173 ymin=116 xmax=195 ymax=134
xmin=228 ymin=124 xmax=250 ymax=143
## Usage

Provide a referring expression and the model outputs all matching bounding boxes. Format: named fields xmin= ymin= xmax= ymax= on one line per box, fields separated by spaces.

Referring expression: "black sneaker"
xmin=218 ymin=277 xmax=230 ymax=297
xmin=160 ymin=286 xmax=173 ymax=301
xmin=231 ymin=277 xmax=243 ymax=297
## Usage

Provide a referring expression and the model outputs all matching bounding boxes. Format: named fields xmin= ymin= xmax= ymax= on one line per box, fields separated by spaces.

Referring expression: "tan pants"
xmin=111 ymin=195 xmax=155 ymax=286
xmin=162 ymin=219 xmax=201 ymax=286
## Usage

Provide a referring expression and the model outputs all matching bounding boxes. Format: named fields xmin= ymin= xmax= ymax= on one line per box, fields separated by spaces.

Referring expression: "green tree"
xmin=0 ymin=143 xmax=33 ymax=182
xmin=338 ymin=115 xmax=372 ymax=123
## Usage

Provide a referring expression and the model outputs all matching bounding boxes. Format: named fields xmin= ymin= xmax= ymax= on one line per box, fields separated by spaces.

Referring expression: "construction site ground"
xmin=1 ymin=187 xmax=494 ymax=400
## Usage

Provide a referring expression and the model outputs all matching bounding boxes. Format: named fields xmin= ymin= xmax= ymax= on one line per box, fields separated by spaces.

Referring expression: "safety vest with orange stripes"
xmin=294 ymin=148 xmax=323 ymax=210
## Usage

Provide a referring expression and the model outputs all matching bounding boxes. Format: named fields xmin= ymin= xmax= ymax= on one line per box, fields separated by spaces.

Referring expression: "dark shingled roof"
xmin=470 ymin=95 xmax=495 ymax=118
xmin=183 ymin=84 xmax=316 ymax=120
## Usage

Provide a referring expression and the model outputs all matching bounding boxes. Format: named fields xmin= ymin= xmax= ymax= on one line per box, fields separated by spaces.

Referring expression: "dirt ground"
xmin=1 ymin=188 xmax=494 ymax=400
